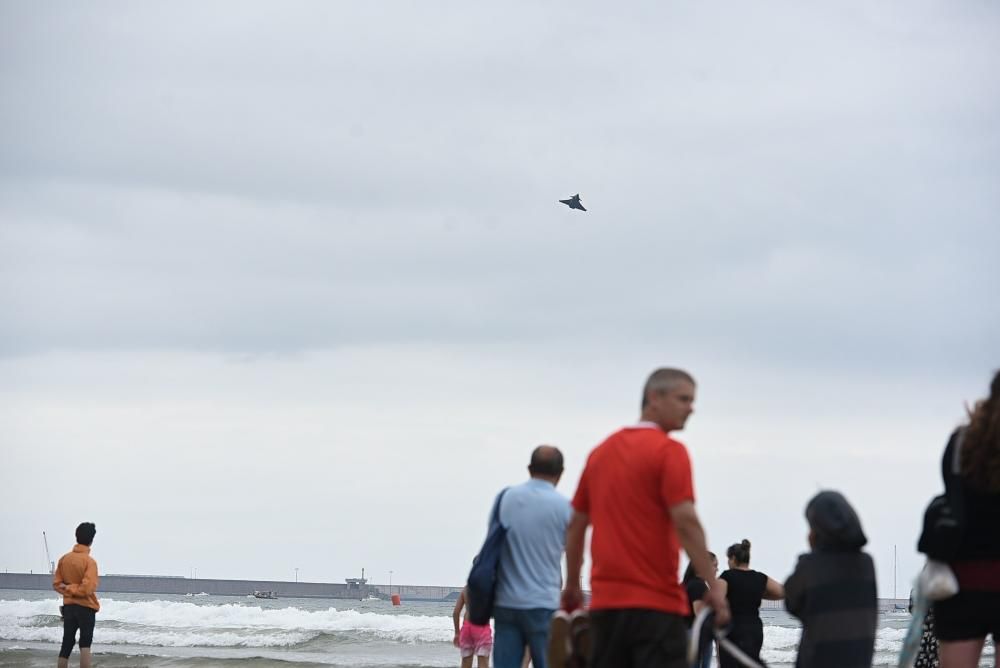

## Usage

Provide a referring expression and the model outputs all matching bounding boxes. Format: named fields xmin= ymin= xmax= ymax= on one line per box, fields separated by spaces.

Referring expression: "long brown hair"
xmin=960 ymin=370 xmax=1000 ymax=493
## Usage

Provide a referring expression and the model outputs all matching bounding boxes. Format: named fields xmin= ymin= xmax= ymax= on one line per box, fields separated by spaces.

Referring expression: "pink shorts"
xmin=459 ymin=620 xmax=493 ymax=657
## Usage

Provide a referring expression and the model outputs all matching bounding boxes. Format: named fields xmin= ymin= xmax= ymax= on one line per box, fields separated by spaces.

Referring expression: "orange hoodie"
xmin=52 ymin=545 xmax=100 ymax=612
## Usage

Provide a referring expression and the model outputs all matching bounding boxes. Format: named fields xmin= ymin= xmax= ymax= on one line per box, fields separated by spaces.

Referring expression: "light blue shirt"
xmin=492 ymin=478 xmax=572 ymax=610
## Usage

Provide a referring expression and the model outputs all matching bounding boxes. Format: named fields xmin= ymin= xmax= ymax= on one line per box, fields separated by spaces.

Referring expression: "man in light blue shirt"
xmin=489 ymin=446 xmax=572 ymax=668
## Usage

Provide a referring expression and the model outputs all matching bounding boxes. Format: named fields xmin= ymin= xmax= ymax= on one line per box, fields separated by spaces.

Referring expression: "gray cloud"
xmin=0 ymin=0 xmax=998 ymax=589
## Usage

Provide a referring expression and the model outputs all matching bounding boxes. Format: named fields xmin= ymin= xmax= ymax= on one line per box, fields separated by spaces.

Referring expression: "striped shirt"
xmin=784 ymin=551 xmax=877 ymax=668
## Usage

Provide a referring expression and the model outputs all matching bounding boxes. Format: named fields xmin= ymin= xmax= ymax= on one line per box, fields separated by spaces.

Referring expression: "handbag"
xmin=465 ymin=488 xmax=509 ymax=625
xmin=917 ymin=429 xmax=966 ymax=561
xmin=919 ymin=559 xmax=959 ymax=601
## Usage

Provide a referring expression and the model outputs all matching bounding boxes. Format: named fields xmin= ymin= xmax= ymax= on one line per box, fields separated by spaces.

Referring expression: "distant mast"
xmin=893 ymin=544 xmax=897 ymax=600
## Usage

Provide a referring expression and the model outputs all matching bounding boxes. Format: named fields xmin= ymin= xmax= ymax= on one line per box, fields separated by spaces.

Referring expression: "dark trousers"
xmin=719 ymin=615 xmax=764 ymax=668
xmin=589 ymin=609 xmax=688 ymax=668
xmin=60 ymin=604 xmax=96 ymax=659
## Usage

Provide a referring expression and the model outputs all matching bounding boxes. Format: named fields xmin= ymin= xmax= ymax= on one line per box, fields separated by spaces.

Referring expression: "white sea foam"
xmin=0 ymin=624 xmax=315 ymax=648
xmin=759 ymin=623 xmax=909 ymax=663
xmin=3 ymin=597 xmax=989 ymax=662
xmin=758 ymin=624 xmax=800 ymax=664
xmin=874 ymin=626 xmax=907 ymax=652
xmin=0 ymin=598 xmax=453 ymax=647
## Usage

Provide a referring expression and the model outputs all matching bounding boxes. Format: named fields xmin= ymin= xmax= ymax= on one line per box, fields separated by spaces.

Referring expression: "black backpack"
xmin=917 ymin=429 xmax=966 ymax=560
xmin=465 ymin=488 xmax=509 ymax=625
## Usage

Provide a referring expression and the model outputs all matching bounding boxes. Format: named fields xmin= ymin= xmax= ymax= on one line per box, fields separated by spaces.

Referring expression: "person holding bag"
xmin=469 ymin=446 xmax=571 ymax=668
xmin=920 ymin=370 xmax=1000 ymax=668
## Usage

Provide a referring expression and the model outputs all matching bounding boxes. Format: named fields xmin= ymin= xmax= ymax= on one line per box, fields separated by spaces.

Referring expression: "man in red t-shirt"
xmin=562 ymin=368 xmax=730 ymax=668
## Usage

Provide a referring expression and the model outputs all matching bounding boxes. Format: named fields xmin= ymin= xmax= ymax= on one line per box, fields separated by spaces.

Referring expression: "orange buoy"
xmin=391 ymin=594 xmax=401 ymax=606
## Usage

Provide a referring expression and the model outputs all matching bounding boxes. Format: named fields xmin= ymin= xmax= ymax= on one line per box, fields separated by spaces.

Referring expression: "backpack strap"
xmin=943 ymin=427 xmax=968 ymax=525
xmin=490 ymin=487 xmax=509 ymax=530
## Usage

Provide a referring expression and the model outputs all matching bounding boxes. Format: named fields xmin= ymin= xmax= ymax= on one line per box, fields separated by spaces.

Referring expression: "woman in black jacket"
xmin=934 ymin=370 xmax=1000 ymax=668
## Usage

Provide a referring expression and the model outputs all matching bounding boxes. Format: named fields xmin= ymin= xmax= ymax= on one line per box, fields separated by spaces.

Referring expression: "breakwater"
xmin=0 ymin=572 xmax=462 ymax=602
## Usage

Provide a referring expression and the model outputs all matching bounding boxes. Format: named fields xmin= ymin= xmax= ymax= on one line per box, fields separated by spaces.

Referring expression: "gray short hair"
xmin=641 ymin=368 xmax=695 ymax=408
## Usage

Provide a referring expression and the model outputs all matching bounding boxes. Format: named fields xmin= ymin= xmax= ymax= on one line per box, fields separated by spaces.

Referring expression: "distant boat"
xmin=363 ymin=594 xmax=380 ymax=601
xmin=253 ymin=590 xmax=278 ymax=599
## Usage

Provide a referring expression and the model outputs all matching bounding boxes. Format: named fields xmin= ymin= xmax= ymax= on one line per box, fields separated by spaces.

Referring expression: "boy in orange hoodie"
xmin=52 ymin=522 xmax=99 ymax=668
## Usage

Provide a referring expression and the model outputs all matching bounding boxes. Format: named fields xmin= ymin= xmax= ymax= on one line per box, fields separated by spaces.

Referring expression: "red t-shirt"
xmin=572 ymin=424 xmax=695 ymax=615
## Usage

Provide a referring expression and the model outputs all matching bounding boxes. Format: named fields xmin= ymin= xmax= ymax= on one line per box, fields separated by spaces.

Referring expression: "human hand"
xmin=560 ymin=583 xmax=583 ymax=612
xmin=453 ymin=631 xmax=460 ymax=648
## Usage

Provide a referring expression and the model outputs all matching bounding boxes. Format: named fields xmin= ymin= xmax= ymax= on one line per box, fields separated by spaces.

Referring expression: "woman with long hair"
xmin=716 ymin=539 xmax=784 ymax=668
xmin=934 ymin=370 xmax=1000 ymax=668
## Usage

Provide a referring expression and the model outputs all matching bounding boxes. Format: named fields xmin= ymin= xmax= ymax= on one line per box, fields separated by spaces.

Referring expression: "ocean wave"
xmin=0 ymin=624 xmax=316 ymax=648
xmin=0 ymin=598 xmax=453 ymax=647
xmin=759 ymin=624 xmax=908 ymax=659
xmin=4 ymin=597 xmax=988 ymax=660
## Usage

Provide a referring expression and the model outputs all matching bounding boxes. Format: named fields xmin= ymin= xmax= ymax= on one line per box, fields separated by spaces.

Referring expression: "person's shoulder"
xmin=786 ymin=553 xmax=813 ymax=576
xmin=534 ymin=482 xmax=569 ymax=503
xmin=686 ymin=578 xmax=708 ymax=597
xmin=659 ymin=435 xmax=691 ymax=465
xmin=594 ymin=427 xmax=630 ymax=448
xmin=620 ymin=426 xmax=686 ymax=452
xmin=541 ymin=484 xmax=570 ymax=500
xmin=584 ymin=428 xmax=628 ymax=462
xmin=852 ymin=551 xmax=875 ymax=572
xmin=794 ymin=552 xmax=817 ymax=566
xmin=663 ymin=432 xmax=686 ymax=447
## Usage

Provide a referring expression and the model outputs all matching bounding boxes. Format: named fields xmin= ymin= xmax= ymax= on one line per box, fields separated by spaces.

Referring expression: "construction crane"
xmin=43 ymin=531 xmax=54 ymax=574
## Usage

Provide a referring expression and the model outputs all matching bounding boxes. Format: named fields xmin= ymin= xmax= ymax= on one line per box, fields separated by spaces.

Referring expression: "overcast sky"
xmin=1 ymin=2 xmax=998 ymax=598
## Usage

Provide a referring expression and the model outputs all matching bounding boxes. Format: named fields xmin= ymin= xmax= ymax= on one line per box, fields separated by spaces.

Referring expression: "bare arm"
xmin=453 ymin=589 xmax=465 ymax=632
xmin=561 ymin=511 xmax=589 ymax=611
xmin=670 ymin=501 xmax=730 ymax=626
xmin=763 ymin=576 xmax=784 ymax=601
xmin=452 ymin=589 xmax=465 ymax=646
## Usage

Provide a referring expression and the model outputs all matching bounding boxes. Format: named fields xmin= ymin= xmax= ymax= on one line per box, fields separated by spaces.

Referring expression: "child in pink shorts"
xmin=453 ymin=588 xmax=493 ymax=668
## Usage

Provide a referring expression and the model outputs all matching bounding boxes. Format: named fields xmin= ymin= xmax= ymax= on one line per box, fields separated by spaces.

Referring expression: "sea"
xmin=0 ymin=589 xmax=994 ymax=667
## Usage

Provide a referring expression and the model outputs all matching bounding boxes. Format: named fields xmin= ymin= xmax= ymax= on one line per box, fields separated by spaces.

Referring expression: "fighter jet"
xmin=559 ymin=194 xmax=586 ymax=211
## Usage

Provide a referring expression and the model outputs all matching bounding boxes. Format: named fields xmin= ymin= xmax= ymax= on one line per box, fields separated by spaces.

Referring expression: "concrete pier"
xmin=0 ymin=572 xmax=462 ymax=602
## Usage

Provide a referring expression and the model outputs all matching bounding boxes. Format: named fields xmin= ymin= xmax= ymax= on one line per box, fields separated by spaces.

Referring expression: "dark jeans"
xmin=493 ymin=606 xmax=555 ymax=668
xmin=691 ymin=638 xmax=714 ymax=668
xmin=589 ymin=608 xmax=688 ymax=668
xmin=60 ymin=604 xmax=96 ymax=659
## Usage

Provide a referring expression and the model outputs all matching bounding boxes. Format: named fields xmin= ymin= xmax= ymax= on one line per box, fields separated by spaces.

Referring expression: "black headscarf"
xmin=805 ymin=490 xmax=868 ymax=552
